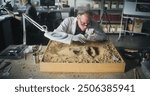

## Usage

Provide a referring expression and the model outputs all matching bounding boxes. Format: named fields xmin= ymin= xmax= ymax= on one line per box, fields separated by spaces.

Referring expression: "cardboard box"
xmin=133 ymin=19 xmax=144 ymax=32
xmin=102 ymin=24 xmax=123 ymax=33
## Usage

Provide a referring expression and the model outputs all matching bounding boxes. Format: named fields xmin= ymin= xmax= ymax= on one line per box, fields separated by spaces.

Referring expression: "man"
xmin=53 ymin=7 xmax=107 ymax=44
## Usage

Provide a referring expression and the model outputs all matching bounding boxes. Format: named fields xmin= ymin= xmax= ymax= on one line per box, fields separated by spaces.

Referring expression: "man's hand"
xmin=86 ymin=33 xmax=108 ymax=41
xmin=72 ymin=34 xmax=86 ymax=43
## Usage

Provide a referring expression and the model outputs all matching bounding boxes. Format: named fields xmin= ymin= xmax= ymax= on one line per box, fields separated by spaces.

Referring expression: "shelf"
xmin=123 ymin=0 xmax=150 ymax=17
xmin=118 ymin=0 xmax=150 ymax=40
xmin=121 ymin=30 xmax=150 ymax=36
xmin=137 ymin=2 xmax=150 ymax=4
xmin=122 ymin=14 xmax=150 ymax=19
xmin=106 ymin=9 xmax=122 ymax=12
xmin=101 ymin=21 xmax=121 ymax=24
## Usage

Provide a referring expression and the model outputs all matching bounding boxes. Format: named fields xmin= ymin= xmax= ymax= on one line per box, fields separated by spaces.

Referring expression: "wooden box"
xmin=40 ymin=41 xmax=125 ymax=73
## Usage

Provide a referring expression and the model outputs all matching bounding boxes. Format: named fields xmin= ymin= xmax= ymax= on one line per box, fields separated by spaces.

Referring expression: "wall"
xmin=0 ymin=0 xmax=93 ymax=8
xmin=68 ymin=0 xmax=92 ymax=8
xmin=30 ymin=0 xmax=92 ymax=7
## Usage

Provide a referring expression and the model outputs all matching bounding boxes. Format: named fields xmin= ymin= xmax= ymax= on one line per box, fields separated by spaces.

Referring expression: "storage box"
xmin=40 ymin=41 xmax=125 ymax=73
xmin=102 ymin=24 xmax=124 ymax=33
xmin=133 ymin=19 xmax=144 ymax=32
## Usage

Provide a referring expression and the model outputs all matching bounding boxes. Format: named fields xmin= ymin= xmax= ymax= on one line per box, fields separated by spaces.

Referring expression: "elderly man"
xmin=53 ymin=7 xmax=107 ymax=44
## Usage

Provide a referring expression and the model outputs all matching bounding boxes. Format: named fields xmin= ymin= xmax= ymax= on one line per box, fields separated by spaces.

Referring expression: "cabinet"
xmin=118 ymin=0 xmax=150 ymax=40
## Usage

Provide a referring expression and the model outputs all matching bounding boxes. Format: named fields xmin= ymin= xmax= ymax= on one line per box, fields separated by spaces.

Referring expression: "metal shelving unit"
xmin=118 ymin=0 xmax=150 ymax=40
xmin=89 ymin=0 xmax=124 ymax=33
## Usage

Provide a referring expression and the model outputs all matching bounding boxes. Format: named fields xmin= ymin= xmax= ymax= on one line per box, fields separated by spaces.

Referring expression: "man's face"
xmin=77 ymin=14 xmax=90 ymax=32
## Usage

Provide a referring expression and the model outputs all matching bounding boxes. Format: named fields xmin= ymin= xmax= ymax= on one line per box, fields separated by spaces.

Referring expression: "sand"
xmin=43 ymin=41 xmax=122 ymax=63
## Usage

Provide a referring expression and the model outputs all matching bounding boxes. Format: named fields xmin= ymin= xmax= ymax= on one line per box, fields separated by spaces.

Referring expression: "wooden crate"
xmin=40 ymin=41 xmax=125 ymax=73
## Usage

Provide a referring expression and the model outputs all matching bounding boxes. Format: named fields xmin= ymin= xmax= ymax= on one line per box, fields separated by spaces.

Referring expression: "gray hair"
xmin=76 ymin=6 xmax=93 ymax=16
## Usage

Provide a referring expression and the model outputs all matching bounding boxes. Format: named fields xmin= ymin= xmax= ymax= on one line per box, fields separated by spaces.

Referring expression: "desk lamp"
xmin=22 ymin=14 xmax=72 ymax=45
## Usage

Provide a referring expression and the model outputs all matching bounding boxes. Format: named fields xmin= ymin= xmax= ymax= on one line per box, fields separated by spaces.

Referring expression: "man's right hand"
xmin=72 ymin=34 xmax=86 ymax=43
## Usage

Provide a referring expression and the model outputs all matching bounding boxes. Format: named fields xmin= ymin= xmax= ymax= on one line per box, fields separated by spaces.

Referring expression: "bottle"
xmin=127 ymin=18 xmax=133 ymax=31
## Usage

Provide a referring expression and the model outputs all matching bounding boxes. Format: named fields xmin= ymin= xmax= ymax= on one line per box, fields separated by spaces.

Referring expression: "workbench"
xmin=0 ymin=44 xmax=145 ymax=79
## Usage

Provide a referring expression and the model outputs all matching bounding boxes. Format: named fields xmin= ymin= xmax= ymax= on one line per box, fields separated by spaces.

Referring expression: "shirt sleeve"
xmin=53 ymin=18 xmax=70 ymax=33
xmin=53 ymin=18 xmax=74 ymax=44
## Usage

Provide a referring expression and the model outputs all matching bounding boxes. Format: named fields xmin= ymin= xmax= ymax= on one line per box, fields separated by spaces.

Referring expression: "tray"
xmin=0 ymin=45 xmax=26 ymax=59
xmin=40 ymin=41 xmax=125 ymax=72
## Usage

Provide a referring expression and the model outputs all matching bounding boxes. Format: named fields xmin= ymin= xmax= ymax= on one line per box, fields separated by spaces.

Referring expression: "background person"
xmin=12 ymin=0 xmax=41 ymax=45
xmin=13 ymin=0 xmax=37 ymax=21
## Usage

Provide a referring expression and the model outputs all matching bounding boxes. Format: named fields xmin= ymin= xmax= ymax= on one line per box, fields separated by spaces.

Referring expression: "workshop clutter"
xmin=24 ymin=45 xmax=43 ymax=64
xmin=92 ymin=0 xmax=123 ymax=9
xmin=0 ymin=60 xmax=12 ymax=78
xmin=102 ymin=24 xmax=124 ymax=33
xmin=0 ymin=45 xmax=27 ymax=59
